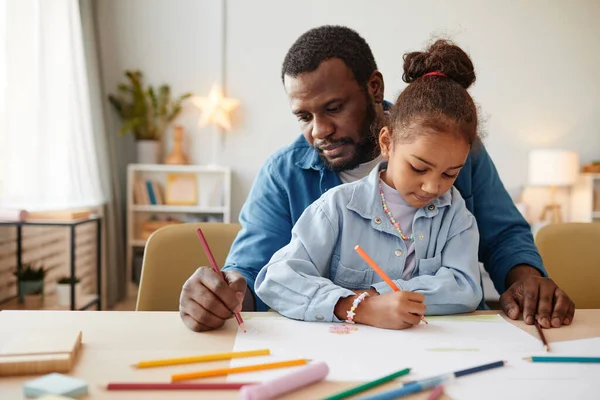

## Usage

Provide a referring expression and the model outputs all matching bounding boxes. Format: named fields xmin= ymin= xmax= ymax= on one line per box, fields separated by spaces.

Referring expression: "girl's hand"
xmin=358 ymin=291 xmax=426 ymax=330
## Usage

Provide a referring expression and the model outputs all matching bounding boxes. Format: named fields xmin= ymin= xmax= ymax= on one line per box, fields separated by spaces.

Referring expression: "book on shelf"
xmin=134 ymin=180 xmax=165 ymax=206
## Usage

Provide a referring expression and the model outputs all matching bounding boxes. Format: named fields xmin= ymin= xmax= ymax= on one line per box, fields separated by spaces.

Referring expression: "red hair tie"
xmin=422 ymin=71 xmax=447 ymax=78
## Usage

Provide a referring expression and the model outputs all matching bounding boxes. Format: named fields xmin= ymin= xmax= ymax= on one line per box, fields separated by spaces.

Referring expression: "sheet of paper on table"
xmin=445 ymin=337 xmax=600 ymax=400
xmin=227 ymin=314 xmax=542 ymax=383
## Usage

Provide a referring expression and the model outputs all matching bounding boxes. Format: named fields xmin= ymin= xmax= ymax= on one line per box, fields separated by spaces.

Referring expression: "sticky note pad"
xmin=23 ymin=373 xmax=88 ymax=398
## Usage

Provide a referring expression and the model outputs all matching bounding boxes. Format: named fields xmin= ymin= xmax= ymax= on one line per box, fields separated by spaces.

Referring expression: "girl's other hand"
xmin=359 ymin=291 xmax=426 ymax=330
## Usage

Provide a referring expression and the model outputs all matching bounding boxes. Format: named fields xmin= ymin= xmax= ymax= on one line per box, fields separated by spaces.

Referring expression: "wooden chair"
xmin=136 ymin=222 xmax=241 ymax=311
xmin=535 ymin=222 xmax=600 ymax=309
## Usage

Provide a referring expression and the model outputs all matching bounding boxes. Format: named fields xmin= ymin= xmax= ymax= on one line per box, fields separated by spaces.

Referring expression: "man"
xmin=179 ymin=25 xmax=574 ymax=332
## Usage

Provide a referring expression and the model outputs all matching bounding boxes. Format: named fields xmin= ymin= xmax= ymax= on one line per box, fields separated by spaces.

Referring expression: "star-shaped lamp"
xmin=190 ymin=83 xmax=240 ymax=131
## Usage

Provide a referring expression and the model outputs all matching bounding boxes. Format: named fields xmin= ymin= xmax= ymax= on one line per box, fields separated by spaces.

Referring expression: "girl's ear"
xmin=379 ymin=126 xmax=392 ymax=159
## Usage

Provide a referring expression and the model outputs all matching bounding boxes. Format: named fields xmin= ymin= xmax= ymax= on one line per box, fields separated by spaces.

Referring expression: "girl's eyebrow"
xmin=411 ymin=155 xmax=464 ymax=170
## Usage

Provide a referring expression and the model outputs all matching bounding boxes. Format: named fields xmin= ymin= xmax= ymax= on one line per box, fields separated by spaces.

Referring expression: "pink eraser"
xmin=239 ymin=361 xmax=329 ymax=400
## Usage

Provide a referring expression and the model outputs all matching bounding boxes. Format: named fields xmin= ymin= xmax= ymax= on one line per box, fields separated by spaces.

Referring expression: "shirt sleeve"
xmin=470 ymin=145 xmax=547 ymax=294
xmin=371 ymin=208 xmax=483 ymax=315
xmin=255 ymin=201 xmax=355 ymax=322
xmin=221 ymin=161 xmax=294 ymax=311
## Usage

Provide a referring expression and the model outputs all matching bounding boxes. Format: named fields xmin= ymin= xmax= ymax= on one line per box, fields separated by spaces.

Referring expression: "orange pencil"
xmin=354 ymin=245 xmax=428 ymax=324
xmin=171 ymin=359 xmax=309 ymax=382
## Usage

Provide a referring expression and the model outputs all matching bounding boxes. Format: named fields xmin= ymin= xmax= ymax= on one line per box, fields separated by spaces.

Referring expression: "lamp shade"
xmin=528 ymin=149 xmax=579 ymax=186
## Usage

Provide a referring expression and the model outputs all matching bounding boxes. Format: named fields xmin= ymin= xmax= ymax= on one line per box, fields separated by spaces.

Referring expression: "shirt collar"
xmin=346 ymin=161 xmax=453 ymax=220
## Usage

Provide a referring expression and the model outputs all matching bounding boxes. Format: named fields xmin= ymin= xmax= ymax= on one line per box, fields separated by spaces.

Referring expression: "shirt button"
xmin=428 ymin=204 xmax=435 ymax=211
xmin=374 ymin=217 xmax=382 ymax=224
xmin=419 ymin=234 xmax=425 ymax=240
xmin=394 ymin=249 xmax=403 ymax=257
xmin=316 ymin=314 xmax=324 ymax=321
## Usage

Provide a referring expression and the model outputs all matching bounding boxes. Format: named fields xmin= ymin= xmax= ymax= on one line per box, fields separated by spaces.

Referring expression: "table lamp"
xmin=528 ymin=149 xmax=579 ymax=223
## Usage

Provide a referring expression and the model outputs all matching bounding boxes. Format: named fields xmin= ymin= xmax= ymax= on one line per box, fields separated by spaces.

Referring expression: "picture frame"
xmin=165 ymin=173 xmax=198 ymax=205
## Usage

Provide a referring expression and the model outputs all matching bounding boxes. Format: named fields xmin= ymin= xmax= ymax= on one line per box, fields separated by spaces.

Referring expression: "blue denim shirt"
xmin=223 ymin=135 xmax=546 ymax=311
xmin=254 ymin=162 xmax=483 ymax=322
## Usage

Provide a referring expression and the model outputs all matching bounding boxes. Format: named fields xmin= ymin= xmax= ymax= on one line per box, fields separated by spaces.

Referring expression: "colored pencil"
xmin=171 ymin=359 xmax=309 ymax=382
xmin=524 ymin=356 xmax=600 ymax=363
xmin=106 ymin=382 xmax=254 ymax=391
xmin=196 ymin=228 xmax=246 ymax=332
xmin=426 ymin=384 xmax=445 ymax=400
xmin=131 ymin=349 xmax=271 ymax=369
xmin=356 ymin=360 xmax=505 ymax=400
xmin=322 ymin=367 xmax=411 ymax=400
xmin=534 ymin=320 xmax=550 ymax=352
xmin=354 ymin=245 xmax=428 ymax=324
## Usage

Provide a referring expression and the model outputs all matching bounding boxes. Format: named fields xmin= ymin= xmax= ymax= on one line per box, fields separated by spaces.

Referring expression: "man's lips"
xmin=319 ymin=143 xmax=350 ymax=158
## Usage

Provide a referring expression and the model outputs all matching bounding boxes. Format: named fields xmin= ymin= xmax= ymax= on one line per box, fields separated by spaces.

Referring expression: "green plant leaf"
xmin=119 ymin=117 xmax=143 ymax=136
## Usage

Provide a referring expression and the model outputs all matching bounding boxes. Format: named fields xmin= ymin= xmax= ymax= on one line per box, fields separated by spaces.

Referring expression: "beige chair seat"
xmin=136 ymin=222 xmax=241 ymax=311
xmin=535 ymin=223 xmax=600 ymax=309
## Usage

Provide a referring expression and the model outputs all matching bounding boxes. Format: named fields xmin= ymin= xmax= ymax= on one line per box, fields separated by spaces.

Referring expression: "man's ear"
xmin=368 ymin=71 xmax=384 ymax=104
xmin=379 ymin=126 xmax=392 ymax=159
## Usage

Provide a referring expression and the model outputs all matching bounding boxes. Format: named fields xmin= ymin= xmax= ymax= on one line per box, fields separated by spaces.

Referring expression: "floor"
xmin=107 ymin=283 xmax=138 ymax=311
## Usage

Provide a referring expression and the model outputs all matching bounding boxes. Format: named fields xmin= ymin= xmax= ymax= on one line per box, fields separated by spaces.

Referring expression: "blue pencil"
xmin=356 ymin=361 xmax=505 ymax=400
xmin=526 ymin=356 xmax=600 ymax=363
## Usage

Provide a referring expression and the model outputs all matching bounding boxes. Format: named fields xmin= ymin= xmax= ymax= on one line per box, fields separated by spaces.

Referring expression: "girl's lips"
xmin=413 ymin=193 xmax=436 ymax=203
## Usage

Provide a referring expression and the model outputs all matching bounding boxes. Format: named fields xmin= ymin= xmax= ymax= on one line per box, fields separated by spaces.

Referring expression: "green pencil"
xmin=525 ymin=356 xmax=600 ymax=363
xmin=321 ymin=367 xmax=411 ymax=400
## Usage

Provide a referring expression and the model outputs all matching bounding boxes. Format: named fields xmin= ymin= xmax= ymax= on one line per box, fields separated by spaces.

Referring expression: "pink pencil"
xmin=106 ymin=382 xmax=253 ymax=391
xmin=195 ymin=228 xmax=246 ymax=332
xmin=427 ymin=384 xmax=445 ymax=400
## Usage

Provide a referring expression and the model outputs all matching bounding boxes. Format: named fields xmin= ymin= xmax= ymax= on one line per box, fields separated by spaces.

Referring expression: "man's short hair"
xmin=281 ymin=25 xmax=378 ymax=87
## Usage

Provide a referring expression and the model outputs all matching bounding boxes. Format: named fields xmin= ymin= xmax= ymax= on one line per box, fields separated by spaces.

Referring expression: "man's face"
xmin=284 ymin=59 xmax=379 ymax=172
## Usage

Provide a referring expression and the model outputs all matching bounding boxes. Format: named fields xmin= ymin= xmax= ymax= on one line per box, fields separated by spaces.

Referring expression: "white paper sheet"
xmin=227 ymin=314 xmax=543 ymax=383
xmin=445 ymin=337 xmax=600 ymax=399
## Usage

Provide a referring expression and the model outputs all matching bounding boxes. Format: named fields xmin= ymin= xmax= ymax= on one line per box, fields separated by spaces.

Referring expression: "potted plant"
xmin=108 ymin=70 xmax=191 ymax=164
xmin=56 ymin=276 xmax=82 ymax=307
xmin=13 ymin=264 xmax=46 ymax=304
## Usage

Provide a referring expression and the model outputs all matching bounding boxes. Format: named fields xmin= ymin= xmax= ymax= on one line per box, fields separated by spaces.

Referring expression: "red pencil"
xmin=106 ymin=382 xmax=253 ymax=391
xmin=195 ymin=228 xmax=246 ymax=332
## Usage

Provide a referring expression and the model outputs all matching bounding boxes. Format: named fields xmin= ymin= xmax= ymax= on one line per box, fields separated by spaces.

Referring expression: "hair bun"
xmin=402 ymin=39 xmax=476 ymax=89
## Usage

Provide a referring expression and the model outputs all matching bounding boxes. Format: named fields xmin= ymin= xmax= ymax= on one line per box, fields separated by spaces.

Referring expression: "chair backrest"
xmin=136 ymin=222 xmax=242 ymax=311
xmin=535 ymin=222 xmax=600 ymax=309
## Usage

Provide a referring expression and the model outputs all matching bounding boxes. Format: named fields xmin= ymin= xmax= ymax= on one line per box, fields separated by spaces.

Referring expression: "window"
xmin=0 ymin=0 xmax=104 ymax=210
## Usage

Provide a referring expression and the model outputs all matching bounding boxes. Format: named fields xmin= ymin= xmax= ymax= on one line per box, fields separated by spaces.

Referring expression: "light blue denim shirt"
xmin=255 ymin=161 xmax=483 ymax=322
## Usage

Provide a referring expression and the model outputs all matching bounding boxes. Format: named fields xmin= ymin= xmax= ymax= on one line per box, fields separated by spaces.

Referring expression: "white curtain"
xmin=0 ymin=0 xmax=104 ymax=210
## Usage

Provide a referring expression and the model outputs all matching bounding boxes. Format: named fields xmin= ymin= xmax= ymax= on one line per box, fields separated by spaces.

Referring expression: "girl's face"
xmin=379 ymin=122 xmax=470 ymax=209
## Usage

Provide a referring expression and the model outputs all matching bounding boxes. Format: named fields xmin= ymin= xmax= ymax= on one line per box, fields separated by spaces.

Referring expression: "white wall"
xmin=96 ymin=0 xmax=600 ymax=222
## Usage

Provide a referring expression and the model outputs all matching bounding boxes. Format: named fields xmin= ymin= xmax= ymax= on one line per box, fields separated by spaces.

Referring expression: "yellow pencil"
xmin=132 ymin=349 xmax=271 ymax=369
xmin=354 ymin=245 xmax=428 ymax=324
xmin=171 ymin=359 xmax=309 ymax=381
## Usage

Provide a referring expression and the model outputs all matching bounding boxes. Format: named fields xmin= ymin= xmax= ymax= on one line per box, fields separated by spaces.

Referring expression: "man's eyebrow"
xmin=292 ymin=98 xmax=343 ymax=115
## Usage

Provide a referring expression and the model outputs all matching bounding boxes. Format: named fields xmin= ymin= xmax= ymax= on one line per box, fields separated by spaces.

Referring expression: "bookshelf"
xmin=570 ymin=173 xmax=600 ymax=223
xmin=126 ymin=164 xmax=232 ymax=291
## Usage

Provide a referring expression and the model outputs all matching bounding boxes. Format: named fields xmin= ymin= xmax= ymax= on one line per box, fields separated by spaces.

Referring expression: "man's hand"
xmin=500 ymin=265 xmax=575 ymax=328
xmin=179 ymin=267 xmax=247 ymax=332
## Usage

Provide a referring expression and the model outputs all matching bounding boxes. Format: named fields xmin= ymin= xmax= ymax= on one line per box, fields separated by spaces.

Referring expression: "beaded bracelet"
xmin=345 ymin=292 xmax=369 ymax=323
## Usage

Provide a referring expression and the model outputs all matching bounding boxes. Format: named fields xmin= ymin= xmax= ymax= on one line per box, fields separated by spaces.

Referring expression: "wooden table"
xmin=1 ymin=310 xmax=599 ymax=399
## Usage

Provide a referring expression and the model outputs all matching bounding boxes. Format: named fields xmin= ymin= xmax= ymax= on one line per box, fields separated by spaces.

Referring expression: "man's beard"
xmin=317 ymin=97 xmax=380 ymax=173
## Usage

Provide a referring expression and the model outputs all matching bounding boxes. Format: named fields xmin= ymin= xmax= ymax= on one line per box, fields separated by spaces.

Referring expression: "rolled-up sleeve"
xmin=255 ymin=202 xmax=355 ymax=322
xmin=371 ymin=213 xmax=483 ymax=315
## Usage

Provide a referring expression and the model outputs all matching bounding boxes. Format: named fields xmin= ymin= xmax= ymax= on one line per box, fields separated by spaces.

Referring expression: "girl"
xmin=255 ymin=39 xmax=483 ymax=330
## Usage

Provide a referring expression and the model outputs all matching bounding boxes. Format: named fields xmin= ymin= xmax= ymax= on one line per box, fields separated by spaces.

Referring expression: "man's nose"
xmin=311 ymin=115 xmax=335 ymax=140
